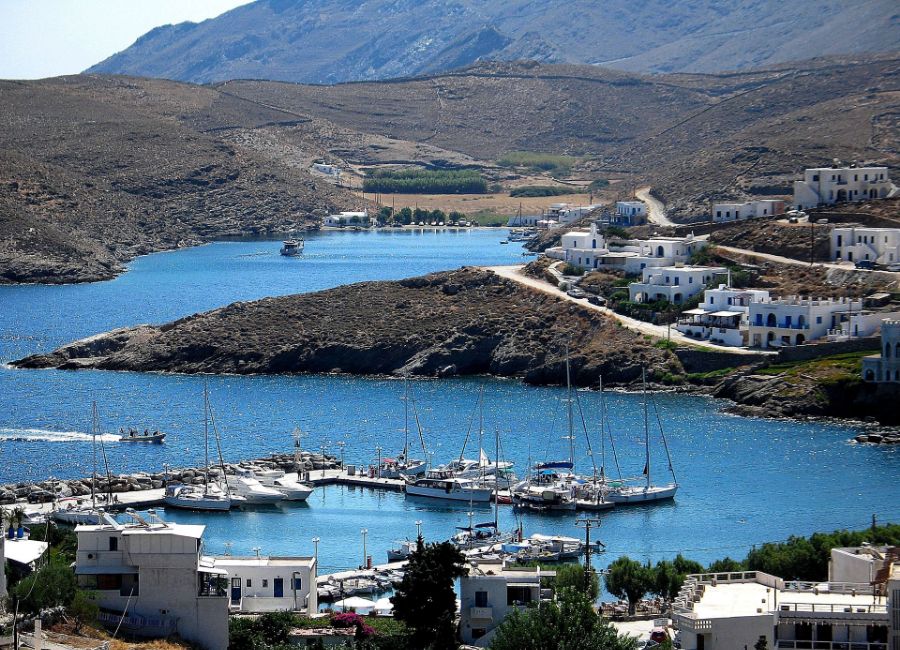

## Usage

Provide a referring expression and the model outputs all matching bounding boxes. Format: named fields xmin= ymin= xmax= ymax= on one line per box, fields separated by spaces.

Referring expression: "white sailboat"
xmin=53 ymin=402 xmax=107 ymax=525
xmin=165 ymin=382 xmax=232 ymax=511
xmin=607 ymin=368 xmax=678 ymax=504
xmin=378 ymin=378 xmax=426 ymax=479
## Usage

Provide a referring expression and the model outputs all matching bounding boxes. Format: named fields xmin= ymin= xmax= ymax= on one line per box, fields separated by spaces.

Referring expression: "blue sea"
xmin=1 ymin=229 xmax=897 ymax=575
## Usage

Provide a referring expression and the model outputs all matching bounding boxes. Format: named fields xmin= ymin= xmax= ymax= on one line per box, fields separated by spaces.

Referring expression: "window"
xmin=109 ymin=536 xmax=118 ymax=551
xmin=246 ymin=578 xmax=252 ymax=588
xmin=97 ymin=574 xmax=123 ymax=590
xmin=507 ymin=586 xmax=533 ymax=606
xmin=475 ymin=591 xmax=488 ymax=607
xmin=262 ymin=579 xmax=268 ymax=588
xmin=689 ymin=277 xmax=693 ymax=283
xmin=472 ymin=628 xmax=487 ymax=639
xmin=812 ymin=174 xmax=819 ymax=181
xmin=816 ymin=316 xmax=822 ymax=324
xmin=293 ymin=577 xmax=302 ymax=590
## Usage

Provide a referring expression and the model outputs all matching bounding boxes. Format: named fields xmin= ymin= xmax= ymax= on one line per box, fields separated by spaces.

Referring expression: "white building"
xmin=547 ymin=203 xmax=602 ymax=225
xmin=312 ymin=163 xmax=342 ymax=178
xmin=506 ymin=214 xmax=543 ymax=227
xmin=748 ymin=296 xmax=864 ymax=348
xmin=75 ymin=511 xmax=228 ymax=650
xmin=616 ymin=201 xmax=647 ymax=218
xmin=628 ymin=266 xmax=727 ymax=305
xmin=862 ymin=319 xmax=900 ymax=383
xmin=712 ymin=200 xmax=786 ymax=223
xmin=677 ymin=285 xmax=771 ymax=347
xmin=832 ymin=227 xmax=900 ymax=265
xmin=793 ymin=165 xmax=894 ymax=209
xmin=673 ymin=566 xmax=897 ymax=650
xmin=546 ymin=224 xmax=708 ymax=274
xmin=324 ymin=211 xmax=369 ymax=227
xmin=0 ymin=530 xmax=6 ymax=603
xmin=459 ymin=560 xmax=555 ymax=647
xmin=216 ymin=556 xmax=317 ymax=614
xmin=829 ymin=545 xmax=892 ymax=584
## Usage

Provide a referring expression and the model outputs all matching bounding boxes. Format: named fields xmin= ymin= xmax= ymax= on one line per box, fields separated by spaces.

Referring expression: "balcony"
xmin=470 ymin=606 xmax=493 ymax=621
xmin=777 ymin=602 xmax=886 ymax=617
xmin=776 ymin=642 xmax=886 ymax=650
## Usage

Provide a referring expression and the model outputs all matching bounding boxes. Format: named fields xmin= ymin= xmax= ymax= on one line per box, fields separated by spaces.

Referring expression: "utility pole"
xmin=575 ymin=517 xmax=604 ymax=591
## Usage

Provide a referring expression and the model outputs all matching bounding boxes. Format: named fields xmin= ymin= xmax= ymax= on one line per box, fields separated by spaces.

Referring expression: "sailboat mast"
xmin=566 ymin=344 xmax=575 ymax=473
xmin=642 ymin=366 xmax=650 ymax=489
xmin=403 ymin=377 xmax=409 ymax=460
xmin=494 ymin=428 xmax=500 ymax=530
xmin=91 ymin=401 xmax=97 ymax=509
xmin=204 ymin=379 xmax=211 ymax=494
xmin=599 ymin=376 xmax=605 ymax=481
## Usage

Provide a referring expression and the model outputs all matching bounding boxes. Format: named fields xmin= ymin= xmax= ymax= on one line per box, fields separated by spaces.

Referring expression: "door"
xmin=274 ymin=577 xmax=284 ymax=598
xmin=231 ymin=578 xmax=241 ymax=604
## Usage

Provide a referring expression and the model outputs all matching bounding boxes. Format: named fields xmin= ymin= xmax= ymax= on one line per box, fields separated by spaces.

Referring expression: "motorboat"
xmin=387 ymin=539 xmax=418 ymax=562
xmin=118 ymin=428 xmax=166 ymax=443
xmin=451 ymin=523 xmax=514 ymax=550
xmin=52 ymin=498 xmax=103 ymax=525
xmin=164 ymin=483 xmax=231 ymax=511
xmin=226 ymin=471 xmax=287 ymax=504
xmin=511 ymin=462 xmax=577 ymax=512
xmin=404 ymin=471 xmax=492 ymax=502
xmin=433 ymin=450 xmax=513 ymax=480
xmin=244 ymin=467 xmax=313 ymax=501
xmin=280 ymin=238 xmax=304 ymax=256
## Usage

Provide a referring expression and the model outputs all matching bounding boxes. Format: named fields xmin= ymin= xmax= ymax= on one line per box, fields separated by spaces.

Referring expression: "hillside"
xmin=86 ymin=0 xmax=900 ymax=83
xmin=11 ymin=268 xmax=675 ymax=385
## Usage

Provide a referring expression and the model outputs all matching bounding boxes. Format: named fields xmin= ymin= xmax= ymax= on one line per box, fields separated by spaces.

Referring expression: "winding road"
xmin=636 ymin=186 xmax=673 ymax=226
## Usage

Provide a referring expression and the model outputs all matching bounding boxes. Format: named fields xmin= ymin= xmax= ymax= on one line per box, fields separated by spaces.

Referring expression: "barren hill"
xmin=86 ymin=0 xmax=900 ymax=83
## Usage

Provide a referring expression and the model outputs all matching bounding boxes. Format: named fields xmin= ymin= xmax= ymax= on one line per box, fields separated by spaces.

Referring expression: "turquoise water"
xmin=1 ymin=229 xmax=897 ymax=575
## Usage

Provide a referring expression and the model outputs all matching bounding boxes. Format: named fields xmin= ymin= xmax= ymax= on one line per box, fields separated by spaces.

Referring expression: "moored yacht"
xmin=280 ymin=238 xmax=304 ymax=256
xmin=404 ymin=470 xmax=492 ymax=502
xmin=164 ymin=482 xmax=232 ymax=511
xmin=247 ymin=468 xmax=313 ymax=501
xmin=226 ymin=470 xmax=287 ymax=504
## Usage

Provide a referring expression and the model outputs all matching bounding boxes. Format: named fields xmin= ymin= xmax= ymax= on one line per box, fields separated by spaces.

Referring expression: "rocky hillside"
xmin=86 ymin=0 xmax=900 ymax=83
xmin=12 ymin=268 xmax=677 ymax=386
xmin=0 ymin=75 xmax=362 ymax=283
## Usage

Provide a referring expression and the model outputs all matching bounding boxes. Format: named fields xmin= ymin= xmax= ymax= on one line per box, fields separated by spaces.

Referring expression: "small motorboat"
xmin=119 ymin=428 xmax=166 ymax=443
xmin=280 ymin=238 xmax=304 ymax=256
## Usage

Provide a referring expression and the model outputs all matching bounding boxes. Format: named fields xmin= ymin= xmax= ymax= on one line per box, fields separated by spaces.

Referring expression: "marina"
xmin=1 ymin=230 xmax=898 ymax=580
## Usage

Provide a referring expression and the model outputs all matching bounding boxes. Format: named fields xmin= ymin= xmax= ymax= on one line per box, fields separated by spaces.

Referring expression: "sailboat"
xmin=165 ymin=382 xmax=232 ymax=511
xmin=53 ymin=402 xmax=107 ymax=525
xmin=378 ymin=378 xmax=427 ymax=479
xmin=607 ymin=367 xmax=678 ymax=504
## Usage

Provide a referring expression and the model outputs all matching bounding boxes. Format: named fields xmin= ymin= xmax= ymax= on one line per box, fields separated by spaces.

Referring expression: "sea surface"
xmin=1 ymin=229 xmax=897 ymax=575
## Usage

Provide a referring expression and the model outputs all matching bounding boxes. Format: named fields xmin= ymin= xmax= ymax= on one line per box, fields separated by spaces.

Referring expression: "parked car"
xmin=649 ymin=627 xmax=671 ymax=644
xmin=887 ymin=263 xmax=900 ymax=272
xmin=587 ymin=294 xmax=606 ymax=306
xmin=27 ymin=489 xmax=55 ymax=503
xmin=855 ymin=260 xmax=874 ymax=270
xmin=566 ymin=287 xmax=588 ymax=299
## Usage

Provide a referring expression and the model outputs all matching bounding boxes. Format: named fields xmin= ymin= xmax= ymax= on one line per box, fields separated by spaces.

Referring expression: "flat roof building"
xmin=216 ymin=555 xmax=317 ymax=614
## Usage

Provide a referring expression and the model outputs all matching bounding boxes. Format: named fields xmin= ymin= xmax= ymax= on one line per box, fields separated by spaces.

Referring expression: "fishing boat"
xmin=280 ymin=238 xmax=304 ymax=256
xmin=405 ymin=470 xmax=492 ymax=502
xmin=118 ymin=428 xmax=166 ymax=443
xmin=164 ymin=382 xmax=232 ymax=511
xmin=607 ymin=368 xmax=678 ymax=504
xmin=378 ymin=378 xmax=427 ymax=479
xmin=387 ymin=539 xmax=418 ymax=562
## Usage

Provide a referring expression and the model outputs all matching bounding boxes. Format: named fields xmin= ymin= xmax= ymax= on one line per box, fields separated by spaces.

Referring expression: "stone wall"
xmin=675 ymin=348 xmax=766 ymax=374
xmin=775 ymin=336 xmax=881 ymax=363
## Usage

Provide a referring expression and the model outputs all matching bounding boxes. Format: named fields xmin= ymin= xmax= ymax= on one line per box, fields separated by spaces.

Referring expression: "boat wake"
xmin=0 ymin=427 xmax=120 ymax=443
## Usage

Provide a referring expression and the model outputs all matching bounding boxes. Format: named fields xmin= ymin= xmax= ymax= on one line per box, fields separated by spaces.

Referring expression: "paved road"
xmin=636 ymin=187 xmax=673 ymax=226
xmin=485 ymin=265 xmax=767 ymax=356
xmin=715 ymin=245 xmax=900 ymax=283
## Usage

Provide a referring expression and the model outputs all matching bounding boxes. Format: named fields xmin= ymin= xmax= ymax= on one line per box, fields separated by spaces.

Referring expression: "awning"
xmin=75 ymin=565 xmax=138 ymax=575
xmin=200 ymin=566 xmax=229 ymax=575
xmin=681 ymin=308 xmax=709 ymax=315
xmin=3 ymin=540 xmax=48 ymax=566
xmin=708 ymin=310 xmax=741 ymax=318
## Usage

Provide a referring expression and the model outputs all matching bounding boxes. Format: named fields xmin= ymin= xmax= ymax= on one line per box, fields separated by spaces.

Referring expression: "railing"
xmin=782 ymin=581 xmax=875 ymax=595
xmin=776 ymin=641 xmax=886 ymax=650
xmin=778 ymin=602 xmax=887 ymax=615
xmin=470 ymin=606 xmax=493 ymax=621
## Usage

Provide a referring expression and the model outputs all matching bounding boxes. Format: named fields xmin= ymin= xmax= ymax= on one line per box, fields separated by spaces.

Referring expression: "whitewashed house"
xmin=862 ymin=319 xmax=900 ymax=383
xmin=616 ymin=201 xmax=647 ymax=218
xmin=312 ymin=163 xmax=342 ymax=178
xmin=324 ymin=211 xmax=369 ymax=227
xmin=712 ymin=200 xmax=786 ymax=223
xmin=628 ymin=266 xmax=726 ymax=305
xmin=748 ymin=296 xmax=863 ymax=348
xmin=459 ymin=560 xmax=555 ymax=647
xmin=832 ymin=227 xmax=900 ymax=265
xmin=546 ymin=203 xmax=602 ymax=225
xmin=793 ymin=165 xmax=894 ymax=209
xmin=75 ymin=511 xmax=228 ymax=650
xmin=673 ymin=565 xmax=898 ymax=650
xmin=216 ymin=555 xmax=317 ymax=613
xmin=676 ymin=285 xmax=771 ymax=347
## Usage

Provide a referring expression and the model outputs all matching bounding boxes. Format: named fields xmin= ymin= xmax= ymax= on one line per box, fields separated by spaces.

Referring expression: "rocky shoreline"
xmin=0 ymin=451 xmax=340 ymax=507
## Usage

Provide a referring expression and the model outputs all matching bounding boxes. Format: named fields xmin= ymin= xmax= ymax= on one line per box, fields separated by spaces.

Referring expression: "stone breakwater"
xmin=0 ymin=451 xmax=340 ymax=506
xmin=854 ymin=430 xmax=900 ymax=445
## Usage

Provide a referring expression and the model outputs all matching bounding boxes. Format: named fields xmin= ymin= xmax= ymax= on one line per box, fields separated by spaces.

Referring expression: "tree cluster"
xmin=363 ymin=169 xmax=487 ymax=194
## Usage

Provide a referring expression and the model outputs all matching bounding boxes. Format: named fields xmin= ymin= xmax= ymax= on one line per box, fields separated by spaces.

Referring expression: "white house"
xmin=312 ymin=163 xmax=342 ymax=178
xmin=616 ymin=201 xmax=647 ymax=218
xmin=862 ymin=319 xmax=900 ymax=383
xmin=506 ymin=214 xmax=543 ymax=227
xmin=459 ymin=560 xmax=555 ymax=647
xmin=75 ymin=510 xmax=228 ymax=650
xmin=793 ymin=165 xmax=894 ymax=209
xmin=829 ymin=545 xmax=892 ymax=584
xmin=712 ymin=200 xmax=786 ymax=223
xmin=628 ymin=266 xmax=727 ymax=305
xmin=545 ymin=224 xmax=708 ymax=274
xmin=324 ymin=211 xmax=369 ymax=227
xmin=676 ymin=285 xmax=771 ymax=347
xmin=748 ymin=296 xmax=864 ymax=348
xmin=216 ymin=556 xmax=317 ymax=614
xmin=832 ymin=227 xmax=900 ymax=265
xmin=546 ymin=203 xmax=602 ymax=225
xmin=673 ymin=566 xmax=897 ymax=650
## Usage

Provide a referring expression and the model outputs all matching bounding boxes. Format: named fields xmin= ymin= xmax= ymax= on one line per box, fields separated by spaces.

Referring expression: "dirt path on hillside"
xmin=636 ymin=187 xmax=673 ymax=226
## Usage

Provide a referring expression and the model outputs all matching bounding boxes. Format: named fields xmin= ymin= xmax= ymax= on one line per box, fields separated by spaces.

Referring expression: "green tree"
xmin=555 ymin=563 xmax=599 ymax=602
xmin=391 ymin=538 xmax=466 ymax=650
xmin=489 ymin=588 xmax=635 ymax=650
xmin=12 ymin=559 xmax=77 ymax=615
xmin=430 ymin=209 xmax=446 ymax=223
xmin=604 ymin=557 xmax=654 ymax=615
xmin=69 ymin=590 xmax=99 ymax=633
xmin=397 ymin=207 xmax=413 ymax=225
xmin=707 ymin=557 xmax=745 ymax=573
xmin=754 ymin=636 xmax=769 ymax=650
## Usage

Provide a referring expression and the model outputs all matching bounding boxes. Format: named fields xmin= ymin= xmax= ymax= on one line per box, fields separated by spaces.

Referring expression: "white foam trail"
xmin=0 ymin=428 xmax=120 ymax=443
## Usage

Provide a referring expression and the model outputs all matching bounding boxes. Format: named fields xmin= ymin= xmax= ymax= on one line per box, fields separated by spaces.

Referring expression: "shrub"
xmin=509 ymin=185 xmax=577 ymax=197
xmin=363 ymin=168 xmax=487 ymax=194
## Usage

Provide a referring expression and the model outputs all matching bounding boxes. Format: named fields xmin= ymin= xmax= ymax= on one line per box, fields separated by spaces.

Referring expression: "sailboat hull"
xmin=164 ymin=495 xmax=232 ymax=511
xmin=405 ymin=484 xmax=492 ymax=502
xmin=607 ymin=484 xmax=677 ymax=504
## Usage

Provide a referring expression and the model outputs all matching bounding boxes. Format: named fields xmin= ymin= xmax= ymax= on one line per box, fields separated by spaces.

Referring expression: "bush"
xmin=509 ymin=185 xmax=577 ymax=198
xmin=11 ymin=559 xmax=77 ymax=615
xmin=363 ymin=168 xmax=487 ymax=194
xmin=497 ymin=151 xmax=579 ymax=176
xmin=588 ymin=179 xmax=610 ymax=192
xmin=562 ymin=263 xmax=585 ymax=276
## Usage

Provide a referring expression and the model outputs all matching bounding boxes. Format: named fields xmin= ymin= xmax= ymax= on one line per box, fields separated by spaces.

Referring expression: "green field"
xmin=363 ymin=168 xmax=487 ymax=194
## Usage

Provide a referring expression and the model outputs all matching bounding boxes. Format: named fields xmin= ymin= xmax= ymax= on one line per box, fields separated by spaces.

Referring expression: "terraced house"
xmin=793 ymin=165 xmax=895 ymax=209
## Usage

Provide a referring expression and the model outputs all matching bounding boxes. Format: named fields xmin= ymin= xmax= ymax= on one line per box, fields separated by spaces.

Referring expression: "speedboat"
xmin=226 ymin=471 xmax=287 ymax=504
xmin=164 ymin=483 xmax=231 ymax=511
xmin=387 ymin=540 xmax=418 ymax=562
xmin=378 ymin=457 xmax=427 ymax=479
xmin=404 ymin=470 xmax=492 ymax=502
xmin=242 ymin=467 xmax=313 ymax=501
xmin=52 ymin=498 xmax=104 ymax=525
xmin=434 ymin=449 xmax=513 ymax=480
xmin=280 ymin=238 xmax=304 ymax=256
xmin=118 ymin=428 xmax=166 ymax=443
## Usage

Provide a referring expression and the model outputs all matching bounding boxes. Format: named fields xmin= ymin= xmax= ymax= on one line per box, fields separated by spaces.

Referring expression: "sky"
xmin=0 ymin=0 xmax=251 ymax=80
